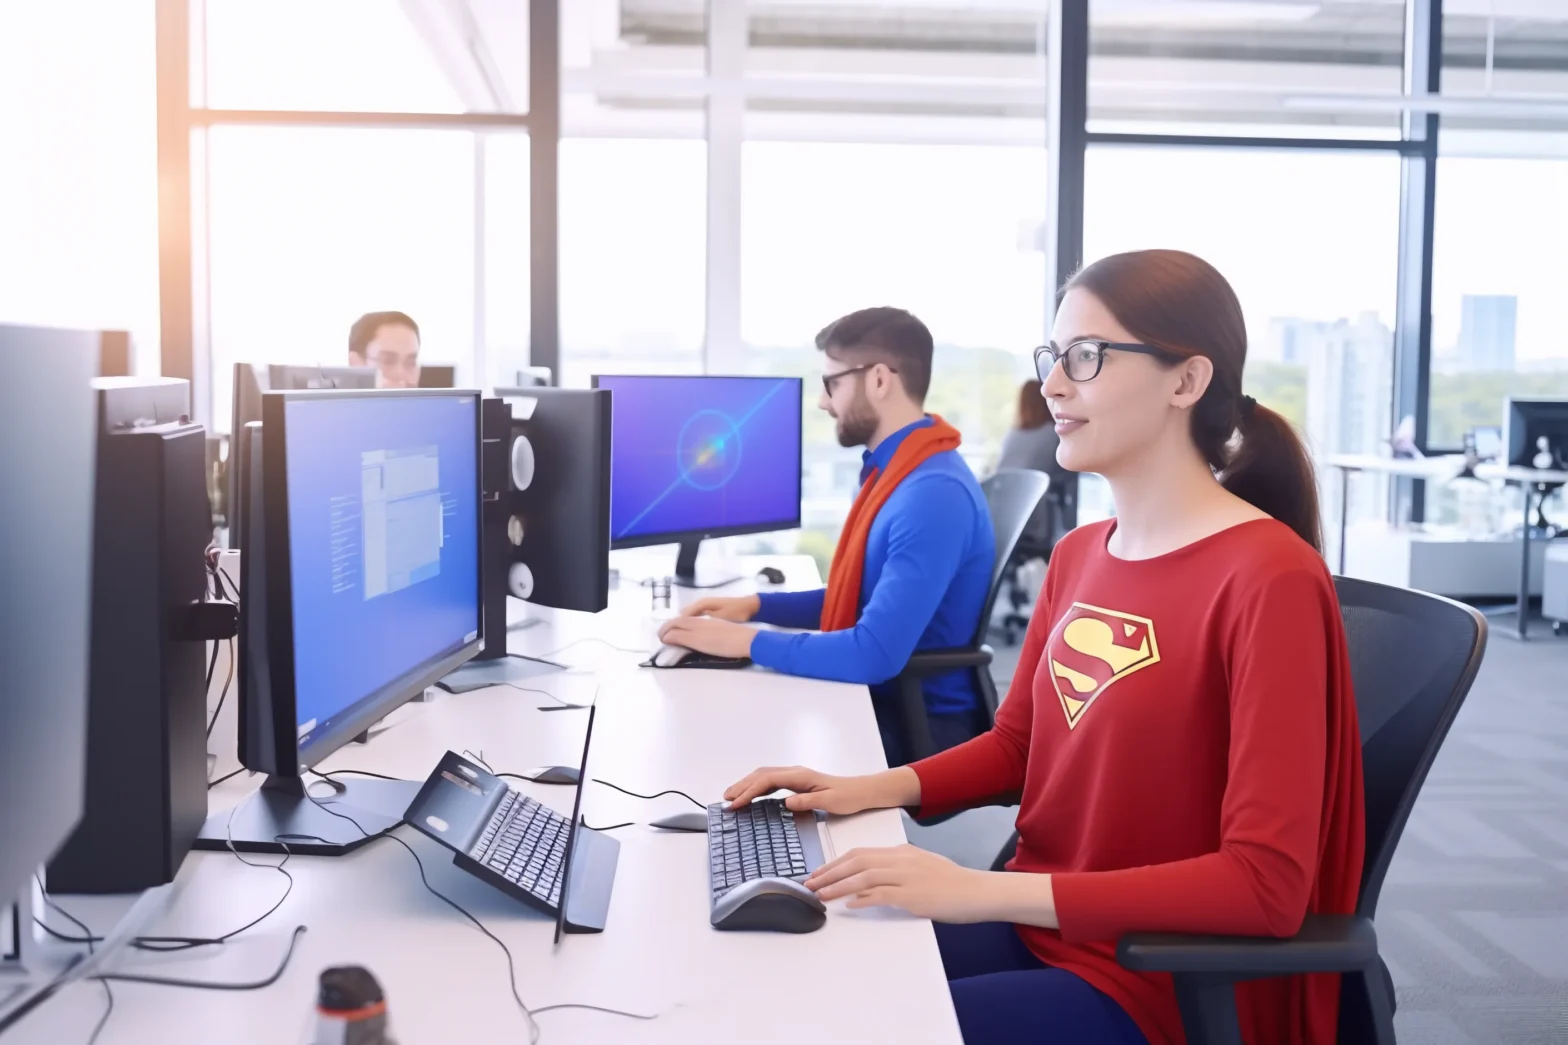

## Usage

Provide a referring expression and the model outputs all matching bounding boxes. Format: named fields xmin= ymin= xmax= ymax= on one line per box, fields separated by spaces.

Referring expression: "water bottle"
xmin=307 ymin=966 xmax=395 ymax=1045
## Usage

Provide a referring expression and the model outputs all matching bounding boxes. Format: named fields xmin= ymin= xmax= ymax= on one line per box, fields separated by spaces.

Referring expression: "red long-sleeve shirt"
xmin=913 ymin=518 xmax=1365 ymax=1045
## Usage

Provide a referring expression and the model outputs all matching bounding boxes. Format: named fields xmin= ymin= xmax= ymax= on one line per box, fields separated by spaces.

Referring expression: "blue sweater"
xmin=749 ymin=418 xmax=996 ymax=717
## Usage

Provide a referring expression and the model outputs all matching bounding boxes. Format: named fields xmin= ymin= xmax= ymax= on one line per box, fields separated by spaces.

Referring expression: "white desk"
xmin=13 ymin=555 xmax=964 ymax=1044
xmin=1320 ymin=454 xmax=1468 ymax=574
xmin=1472 ymin=464 xmax=1568 ymax=640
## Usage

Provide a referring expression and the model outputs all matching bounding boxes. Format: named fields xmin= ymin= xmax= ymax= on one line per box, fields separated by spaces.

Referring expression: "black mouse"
xmin=757 ymin=566 xmax=786 ymax=585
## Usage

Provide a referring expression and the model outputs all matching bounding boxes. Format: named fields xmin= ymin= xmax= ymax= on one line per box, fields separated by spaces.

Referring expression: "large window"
xmin=1081 ymin=145 xmax=1402 ymax=559
xmin=741 ymin=142 xmax=1047 ymax=568
xmin=206 ymin=127 xmax=478 ymax=429
xmin=1427 ymin=155 xmax=1568 ymax=450
xmin=0 ymin=1 xmax=158 ymax=371
xmin=558 ymin=139 xmax=707 ymax=387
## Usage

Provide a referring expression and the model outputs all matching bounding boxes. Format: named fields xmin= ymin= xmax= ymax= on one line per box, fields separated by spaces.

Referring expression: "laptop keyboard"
xmin=470 ymin=789 xmax=570 ymax=907
xmin=707 ymin=798 xmax=811 ymax=899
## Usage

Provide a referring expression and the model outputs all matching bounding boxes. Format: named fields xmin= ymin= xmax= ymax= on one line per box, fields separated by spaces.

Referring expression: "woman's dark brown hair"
xmin=1017 ymin=379 xmax=1050 ymax=430
xmin=1064 ymin=249 xmax=1322 ymax=552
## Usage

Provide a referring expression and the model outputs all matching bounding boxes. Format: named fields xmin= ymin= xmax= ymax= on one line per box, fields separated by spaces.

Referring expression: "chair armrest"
xmin=900 ymin=645 xmax=994 ymax=676
xmin=1117 ymin=914 xmax=1378 ymax=979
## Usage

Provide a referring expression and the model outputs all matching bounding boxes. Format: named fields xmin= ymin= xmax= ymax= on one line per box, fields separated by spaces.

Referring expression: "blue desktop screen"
xmin=597 ymin=375 xmax=802 ymax=545
xmin=282 ymin=394 xmax=480 ymax=744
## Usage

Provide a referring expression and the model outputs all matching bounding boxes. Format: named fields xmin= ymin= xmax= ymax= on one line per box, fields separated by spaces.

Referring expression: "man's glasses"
xmin=1033 ymin=340 xmax=1173 ymax=383
xmin=367 ymin=352 xmax=419 ymax=373
xmin=821 ymin=363 xmax=898 ymax=396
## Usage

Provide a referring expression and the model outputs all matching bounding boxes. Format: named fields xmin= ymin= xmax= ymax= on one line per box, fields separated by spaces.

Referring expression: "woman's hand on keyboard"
xmin=723 ymin=766 xmax=920 ymax=816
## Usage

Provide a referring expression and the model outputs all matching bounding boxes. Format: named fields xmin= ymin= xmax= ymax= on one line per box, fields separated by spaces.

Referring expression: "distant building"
xmin=1305 ymin=313 xmax=1394 ymax=563
xmin=1456 ymin=295 xmax=1517 ymax=372
xmin=1264 ymin=317 xmax=1333 ymax=367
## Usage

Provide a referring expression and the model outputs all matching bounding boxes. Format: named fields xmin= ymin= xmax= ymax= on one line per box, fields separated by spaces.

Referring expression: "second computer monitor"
xmin=594 ymin=374 xmax=802 ymax=583
xmin=268 ymin=364 xmax=377 ymax=392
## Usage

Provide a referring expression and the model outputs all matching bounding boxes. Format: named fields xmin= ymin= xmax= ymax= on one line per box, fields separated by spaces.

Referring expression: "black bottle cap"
xmin=317 ymin=966 xmax=385 ymax=1013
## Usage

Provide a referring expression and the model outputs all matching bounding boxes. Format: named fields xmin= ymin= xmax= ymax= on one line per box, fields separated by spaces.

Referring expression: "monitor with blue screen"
xmin=196 ymin=388 xmax=483 ymax=856
xmin=593 ymin=374 xmax=803 ymax=585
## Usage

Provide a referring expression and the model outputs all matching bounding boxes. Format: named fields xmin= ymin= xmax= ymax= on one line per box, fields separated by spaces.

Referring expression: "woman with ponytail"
xmin=722 ymin=250 xmax=1364 ymax=1045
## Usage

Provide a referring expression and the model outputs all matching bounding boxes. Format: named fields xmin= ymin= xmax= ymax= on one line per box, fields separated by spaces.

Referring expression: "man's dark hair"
xmin=349 ymin=311 xmax=420 ymax=358
xmin=814 ymin=307 xmax=933 ymax=403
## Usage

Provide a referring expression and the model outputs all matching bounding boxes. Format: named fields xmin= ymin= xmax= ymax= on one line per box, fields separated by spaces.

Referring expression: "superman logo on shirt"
xmin=1045 ymin=603 xmax=1160 ymax=729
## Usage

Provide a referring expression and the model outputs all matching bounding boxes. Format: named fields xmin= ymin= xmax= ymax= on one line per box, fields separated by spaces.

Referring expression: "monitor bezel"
xmin=591 ymin=374 xmax=804 ymax=551
xmin=261 ymin=387 xmax=485 ymax=773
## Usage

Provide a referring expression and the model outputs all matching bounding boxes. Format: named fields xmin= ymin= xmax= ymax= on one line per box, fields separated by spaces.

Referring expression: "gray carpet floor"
xmin=905 ymin=626 xmax=1568 ymax=1044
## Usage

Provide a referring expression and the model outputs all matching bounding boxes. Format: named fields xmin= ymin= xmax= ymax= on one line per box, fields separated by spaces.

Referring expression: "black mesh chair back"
xmin=975 ymin=469 xmax=1052 ymax=645
xmin=1333 ymin=576 xmax=1486 ymax=917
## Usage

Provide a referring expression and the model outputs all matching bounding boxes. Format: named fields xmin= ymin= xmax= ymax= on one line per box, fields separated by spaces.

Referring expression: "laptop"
xmin=403 ymin=705 xmax=619 ymax=935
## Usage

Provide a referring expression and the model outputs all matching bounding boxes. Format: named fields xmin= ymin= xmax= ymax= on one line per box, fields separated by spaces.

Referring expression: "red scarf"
xmin=820 ymin=417 xmax=962 ymax=631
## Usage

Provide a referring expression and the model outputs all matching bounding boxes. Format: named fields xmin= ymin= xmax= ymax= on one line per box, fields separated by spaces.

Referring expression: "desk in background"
xmin=16 ymin=555 xmax=964 ymax=1045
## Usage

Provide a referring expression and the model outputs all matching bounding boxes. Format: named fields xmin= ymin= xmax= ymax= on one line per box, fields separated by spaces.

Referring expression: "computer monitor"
xmin=592 ymin=374 xmax=803 ymax=586
xmin=418 ymin=363 xmax=456 ymax=388
xmin=1470 ymin=425 xmax=1503 ymax=463
xmin=268 ymin=364 xmax=376 ymax=391
xmin=439 ymin=388 xmax=611 ymax=693
xmin=195 ymin=388 xmax=484 ymax=855
xmin=228 ymin=363 xmax=269 ymax=549
xmin=1504 ymin=397 xmax=1568 ymax=470
xmin=0 ymin=326 xmax=98 ymax=906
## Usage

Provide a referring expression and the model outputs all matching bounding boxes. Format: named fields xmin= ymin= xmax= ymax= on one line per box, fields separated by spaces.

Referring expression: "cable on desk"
xmin=203 ymin=639 xmax=219 ymax=695
xmin=94 ymin=926 xmax=307 ymax=991
xmin=581 ymin=821 xmax=635 ymax=832
xmin=462 ymin=749 xmax=496 ymax=773
xmin=85 ymin=980 xmax=114 ymax=1045
xmin=591 ymin=778 xmax=706 ymax=809
xmin=206 ymin=637 xmax=235 ymax=739
xmin=207 ymin=766 xmax=249 ymax=790
xmin=313 ymin=768 xmax=404 ymax=782
xmin=299 ymin=787 xmax=655 ymax=1042
xmin=537 ymin=637 xmax=650 ymax=660
xmin=496 ymin=682 xmax=590 ymax=709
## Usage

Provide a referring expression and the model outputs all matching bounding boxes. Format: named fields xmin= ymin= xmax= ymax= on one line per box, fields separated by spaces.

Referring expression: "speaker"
xmin=47 ymin=380 xmax=212 ymax=893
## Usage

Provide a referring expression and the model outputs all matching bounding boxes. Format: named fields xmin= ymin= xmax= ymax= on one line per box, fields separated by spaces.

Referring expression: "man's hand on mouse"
xmin=657 ymin=615 xmax=757 ymax=660
xmin=680 ymin=595 xmax=760 ymax=623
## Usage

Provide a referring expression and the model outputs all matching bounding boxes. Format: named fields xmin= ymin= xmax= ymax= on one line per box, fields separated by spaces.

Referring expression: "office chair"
xmin=987 ymin=576 xmax=1487 ymax=1045
xmin=891 ymin=469 xmax=1050 ymax=765
xmin=996 ymin=476 xmax=1075 ymax=645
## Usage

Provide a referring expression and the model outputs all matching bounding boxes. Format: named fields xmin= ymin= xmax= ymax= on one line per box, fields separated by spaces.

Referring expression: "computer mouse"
xmin=711 ymin=877 xmax=826 ymax=933
xmin=649 ymin=811 xmax=709 ymax=832
xmin=646 ymin=645 xmax=752 ymax=670
xmin=521 ymin=765 xmax=580 ymax=785
xmin=652 ymin=644 xmax=693 ymax=668
xmin=757 ymin=566 xmax=786 ymax=585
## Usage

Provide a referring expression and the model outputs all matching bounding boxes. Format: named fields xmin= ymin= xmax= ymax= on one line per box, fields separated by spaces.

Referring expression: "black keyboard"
xmin=467 ymin=789 xmax=570 ymax=908
xmin=707 ymin=798 xmax=812 ymax=899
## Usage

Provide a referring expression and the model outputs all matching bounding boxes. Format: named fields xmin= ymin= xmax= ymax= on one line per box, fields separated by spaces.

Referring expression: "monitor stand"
xmin=436 ymin=603 xmax=566 ymax=694
xmin=672 ymin=538 xmax=743 ymax=590
xmin=192 ymin=774 xmax=420 ymax=856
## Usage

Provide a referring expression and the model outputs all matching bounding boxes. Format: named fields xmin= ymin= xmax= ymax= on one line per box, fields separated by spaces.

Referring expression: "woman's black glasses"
xmin=1034 ymin=340 xmax=1172 ymax=383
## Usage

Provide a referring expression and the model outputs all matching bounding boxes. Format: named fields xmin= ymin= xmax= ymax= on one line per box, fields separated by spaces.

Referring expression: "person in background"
xmin=348 ymin=311 xmax=421 ymax=389
xmin=657 ymin=307 xmax=997 ymax=766
xmin=996 ymin=377 xmax=1074 ymax=548
xmin=722 ymin=250 xmax=1365 ymax=1045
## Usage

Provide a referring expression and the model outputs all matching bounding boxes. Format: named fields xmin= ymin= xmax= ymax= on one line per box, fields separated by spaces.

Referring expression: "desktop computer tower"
xmin=47 ymin=381 xmax=212 ymax=894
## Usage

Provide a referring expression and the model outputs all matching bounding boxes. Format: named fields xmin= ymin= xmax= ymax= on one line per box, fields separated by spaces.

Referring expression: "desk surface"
xmin=1322 ymin=452 xmax=1468 ymax=479
xmin=13 ymin=555 xmax=964 ymax=1045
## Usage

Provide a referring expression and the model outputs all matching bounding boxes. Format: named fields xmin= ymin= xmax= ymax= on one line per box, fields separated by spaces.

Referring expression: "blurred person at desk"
xmin=723 ymin=251 xmax=1364 ymax=1045
xmin=996 ymin=377 xmax=1074 ymax=545
xmin=348 ymin=310 xmax=421 ymax=388
xmin=659 ymin=307 xmax=996 ymax=766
